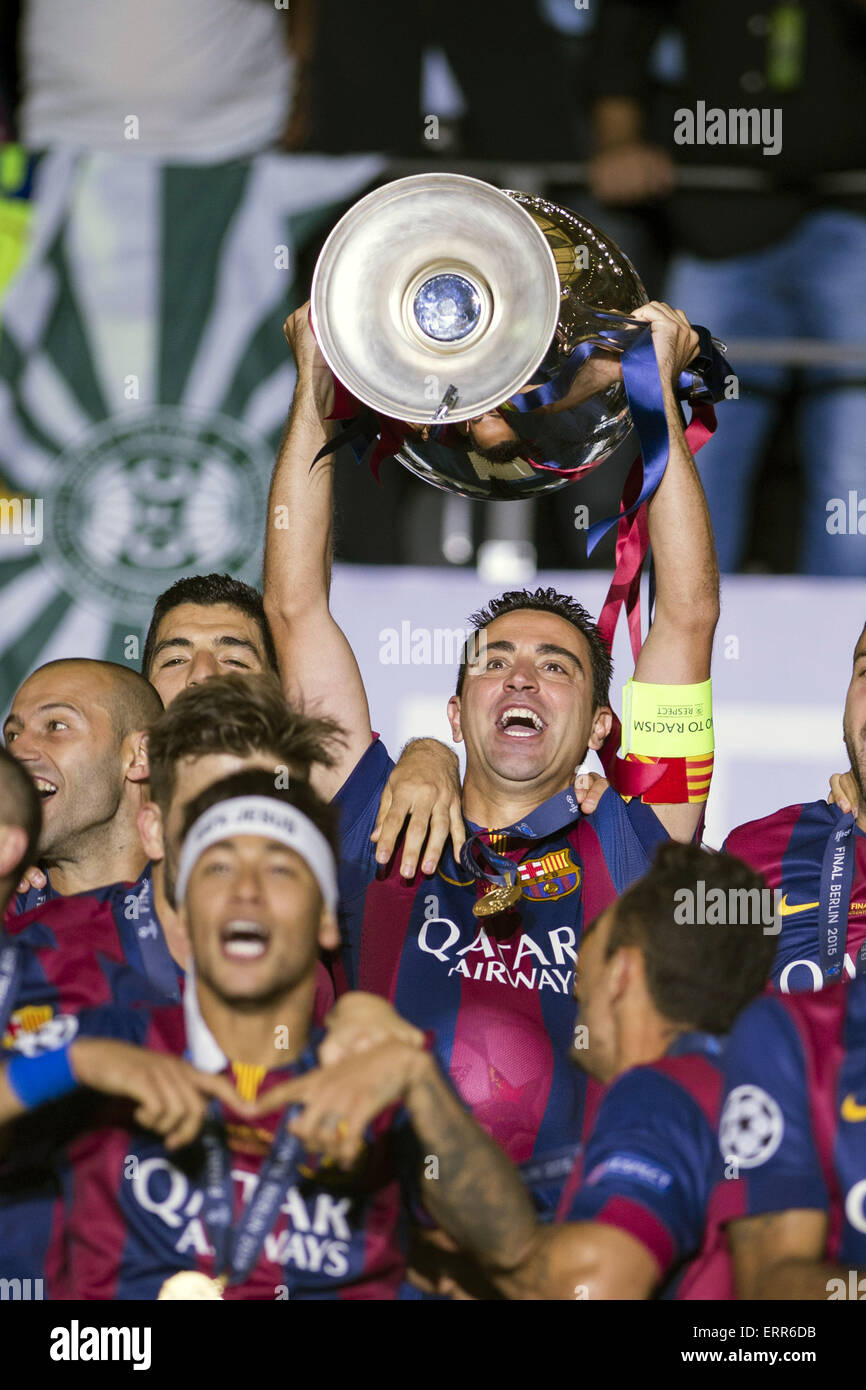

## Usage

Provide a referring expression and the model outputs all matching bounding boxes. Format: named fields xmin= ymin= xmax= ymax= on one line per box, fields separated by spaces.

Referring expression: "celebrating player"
xmin=140 ymin=570 xmax=470 ymax=869
xmin=6 ymin=672 xmax=341 ymax=994
xmin=141 ymin=573 xmax=279 ymax=707
xmin=0 ymin=746 xmax=255 ymax=1187
xmin=263 ymin=299 xmax=720 ymax=1217
xmin=15 ymin=770 xmax=420 ymax=1299
xmin=724 ymin=621 xmax=866 ymax=993
xmin=0 ymin=674 xmax=339 ymax=1286
xmin=257 ymin=842 xmax=775 ymax=1299
xmin=5 ymin=658 xmax=161 ymax=907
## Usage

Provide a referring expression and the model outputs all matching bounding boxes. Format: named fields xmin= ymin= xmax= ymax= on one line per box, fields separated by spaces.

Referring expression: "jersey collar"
xmin=182 ymin=963 xmax=227 ymax=1073
xmin=665 ymin=1029 xmax=724 ymax=1060
xmin=181 ymin=965 xmax=325 ymax=1076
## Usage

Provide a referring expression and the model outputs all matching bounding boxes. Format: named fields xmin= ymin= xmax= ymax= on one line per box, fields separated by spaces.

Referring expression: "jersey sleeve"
xmin=560 ymin=1068 xmax=712 ymax=1277
xmin=717 ymin=996 xmax=828 ymax=1217
xmin=587 ymin=788 xmax=670 ymax=896
xmin=333 ymin=735 xmax=394 ymax=900
xmin=3 ymin=1001 xmax=153 ymax=1056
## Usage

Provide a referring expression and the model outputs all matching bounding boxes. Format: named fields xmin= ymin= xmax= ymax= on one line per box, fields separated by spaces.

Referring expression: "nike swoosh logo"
xmin=777 ymin=894 xmax=819 ymax=917
xmin=842 ymin=1093 xmax=866 ymax=1123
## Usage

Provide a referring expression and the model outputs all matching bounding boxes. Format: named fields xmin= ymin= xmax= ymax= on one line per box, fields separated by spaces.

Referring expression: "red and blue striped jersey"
xmin=49 ymin=1006 xmax=412 ymax=1300
xmin=0 ymin=873 xmax=180 ymax=1292
xmin=703 ymin=977 xmax=866 ymax=1280
xmin=335 ymin=736 xmax=671 ymax=1212
xmin=4 ymin=866 xmax=182 ymax=1010
xmin=724 ymin=802 xmax=866 ymax=993
xmin=3 ymin=869 xmax=333 ymax=1028
xmin=554 ymin=1033 xmax=724 ymax=1298
xmin=0 ymin=878 xmax=335 ymax=1291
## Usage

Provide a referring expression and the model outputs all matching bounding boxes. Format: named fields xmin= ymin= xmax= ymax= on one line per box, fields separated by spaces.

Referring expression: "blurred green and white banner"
xmin=0 ymin=147 xmax=380 ymax=708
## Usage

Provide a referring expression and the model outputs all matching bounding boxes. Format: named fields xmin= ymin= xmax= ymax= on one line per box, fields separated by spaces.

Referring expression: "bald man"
xmin=3 ymin=658 xmax=162 ymax=903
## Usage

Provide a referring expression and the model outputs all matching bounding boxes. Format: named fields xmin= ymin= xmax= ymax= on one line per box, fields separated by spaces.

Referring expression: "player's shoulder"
xmin=77 ymin=999 xmax=184 ymax=1050
xmin=332 ymin=735 xmax=393 ymax=826
xmin=774 ymin=973 xmax=866 ymax=1061
xmin=725 ymin=799 xmax=837 ymax=857
xmin=147 ymin=1002 xmax=186 ymax=1053
xmin=648 ymin=1048 xmax=725 ymax=1122
xmin=578 ymin=784 xmax=669 ymax=858
xmin=4 ymin=888 xmax=114 ymax=939
xmin=724 ymin=983 xmax=847 ymax=1084
xmin=581 ymin=784 xmax=639 ymax=830
xmin=599 ymin=1055 xmax=714 ymax=1136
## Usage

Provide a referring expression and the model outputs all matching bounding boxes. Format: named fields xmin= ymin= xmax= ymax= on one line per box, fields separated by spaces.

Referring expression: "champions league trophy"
xmin=310 ymin=172 xmax=729 ymax=503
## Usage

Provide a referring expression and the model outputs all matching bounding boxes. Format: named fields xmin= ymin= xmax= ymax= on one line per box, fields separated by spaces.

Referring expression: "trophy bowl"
xmin=311 ymin=173 xmax=649 ymax=501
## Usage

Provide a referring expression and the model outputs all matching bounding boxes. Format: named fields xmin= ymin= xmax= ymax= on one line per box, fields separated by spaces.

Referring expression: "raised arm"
xmin=629 ymin=302 xmax=720 ymax=841
xmin=263 ymin=306 xmax=373 ymax=799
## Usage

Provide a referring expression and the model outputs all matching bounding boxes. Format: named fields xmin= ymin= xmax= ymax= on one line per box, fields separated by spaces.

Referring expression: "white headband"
xmin=175 ymin=795 xmax=338 ymax=913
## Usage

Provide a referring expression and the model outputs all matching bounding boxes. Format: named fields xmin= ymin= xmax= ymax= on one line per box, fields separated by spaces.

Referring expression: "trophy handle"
xmin=572 ymin=315 xmax=732 ymax=405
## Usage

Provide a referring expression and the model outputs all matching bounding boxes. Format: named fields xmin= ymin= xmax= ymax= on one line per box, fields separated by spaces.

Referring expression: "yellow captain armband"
xmin=617 ymin=679 xmax=714 ymax=803
xmin=621 ymin=678 xmax=714 ymax=759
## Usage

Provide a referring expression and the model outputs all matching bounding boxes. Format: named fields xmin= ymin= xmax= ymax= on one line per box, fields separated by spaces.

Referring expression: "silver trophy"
xmin=311 ymin=173 xmax=655 ymax=501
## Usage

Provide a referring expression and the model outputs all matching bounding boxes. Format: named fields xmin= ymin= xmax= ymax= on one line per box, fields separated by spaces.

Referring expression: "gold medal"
xmin=473 ymin=879 xmax=523 ymax=917
xmin=157 ymin=1271 xmax=228 ymax=1301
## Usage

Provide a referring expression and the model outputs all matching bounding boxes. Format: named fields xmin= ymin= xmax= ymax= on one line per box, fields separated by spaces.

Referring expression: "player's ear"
xmin=138 ymin=801 xmax=165 ymax=862
xmin=446 ymin=695 xmax=464 ymax=744
xmin=0 ymin=824 xmax=27 ymax=881
xmin=587 ymin=706 xmax=613 ymax=752
xmin=123 ymin=729 xmax=150 ymax=785
xmin=606 ymin=945 xmax=634 ymax=1004
xmin=318 ymin=907 xmax=340 ymax=953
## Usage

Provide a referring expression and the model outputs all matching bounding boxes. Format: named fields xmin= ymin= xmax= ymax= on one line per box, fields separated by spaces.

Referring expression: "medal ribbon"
xmin=460 ymin=786 xmax=583 ymax=893
xmin=590 ymin=330 xmax=719 ymax=798
xmin=508 ymin=321 xmax=727 ymax=419
xmin=200 ymin=1099 xmax=304 ymax=1286
xmin=818 ymin=813 xmax=860 ymax=983
xmin=125 ymin=877 xmax=182 ymax=1004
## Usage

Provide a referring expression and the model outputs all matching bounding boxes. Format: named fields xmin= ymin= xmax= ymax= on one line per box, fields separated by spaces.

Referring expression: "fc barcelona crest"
xmin=517 ymin=849 xmax=581 ymax=902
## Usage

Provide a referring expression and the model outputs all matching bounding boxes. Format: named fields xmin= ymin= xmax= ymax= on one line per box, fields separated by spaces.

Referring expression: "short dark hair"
xmin=455 ymin=587 xmax=613 ymax=710
xmin=180 ymin=767 xmax=339 ymax=862
xmin=27 ymin=658 xmax=163 ymax=742
xmin=605 ymin=841 xmax=777 ymax=1035
xmin=141 ymin=574 xmax=279 ymax=678
xmin=0 ymin=745 xmax=41 ymax=878
xmin=146 ymin=672 xmax=343 ymax=813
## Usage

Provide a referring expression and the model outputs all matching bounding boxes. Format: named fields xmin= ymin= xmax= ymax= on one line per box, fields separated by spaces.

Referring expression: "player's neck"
xmin=616 ymin=1009 xmax=687 ymax=1077
xmin=150 ymin=862 xmax=190 ymax=971
xmin=195 ymin=975 xmax=316 ymax=1070
xmin=46 ymin=818 xmax=148 ymax=896
xmin=461 ymin=769 xmax=572 ymax=831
